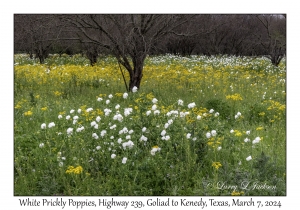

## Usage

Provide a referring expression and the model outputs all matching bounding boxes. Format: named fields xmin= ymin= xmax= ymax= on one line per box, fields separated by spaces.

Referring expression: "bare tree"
xmin=255 ymin=14 xmax=286 ymax=66
xmin=63 ymin=14 xmax=193 ymax=91
xmin=14 ymin=14 xmax=65 ymax=63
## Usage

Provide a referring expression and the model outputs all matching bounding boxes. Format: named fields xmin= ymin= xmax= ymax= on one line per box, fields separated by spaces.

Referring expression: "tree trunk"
xmin=129 ymin=60 xmax=144 ymax=91
xmin=86 ymin=48 xmax=98 ymax=66
xmin=128 ymin=55 xmax=146 ymax=91
xmin=35 ymin=44 xmax=49 ymax=64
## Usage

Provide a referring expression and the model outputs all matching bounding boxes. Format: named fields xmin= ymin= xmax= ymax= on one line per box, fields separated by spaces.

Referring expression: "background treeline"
xmin=14 ymin=14 xmax=286 ymax=66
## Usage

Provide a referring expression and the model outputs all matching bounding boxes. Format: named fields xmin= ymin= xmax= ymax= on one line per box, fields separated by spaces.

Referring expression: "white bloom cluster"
xmin=206 ymin=130 xmax=217 ymax=138
xmin=244 ymin=137 xmax=250 ymax=143
xmin=152 ymin=98 xmax=158 ymax=104
xmin=86 ymin=108 xmax=93 ymax=112
xmin=100 ymin=130 xmax=107 ymax=137
xmin=188 ymin=102 xmax=196 ymax=109
xmin=140 ymin=135 xmax=148 ymax=142
xmin=67 ymin=128 xmax=73 ymax=135
xmin=91 ymin=121 xmax=98 ymax=129
xmin=154 ymin=110 xmax=160 ymax=115
xmin=48 ymin=122 xmax=55 ymax=128
xmin=252 ymin=137 xmax=261 ymax=144
xmin=119 ymin=127 xmax=128 ymax=134
xmin=110 ymin=124 xmax=117 ymax=130
xmin=92 ymin=133 xmax=99 ymax=139
xmin=122 ymin=157 xmax=127 ymax=164
xmin=124 ymin=108 xmax=133 ymax=117
xmin=162 ymin=135 xmax=170 ymax=141
xmin=113 ymin=113 xmax=123 ymax=122
xmin=178 ymin=99 xmax=184 ymax=106
xmin=104 ymin=108 xmax=112 ymax=116
xmin=123 ymin=92 xmax=128 ymax=99
xmin=76 ymin=126 xmax=84 ymax=132
xmin=122 ymin=140 xmax=134 ymax=149
xmin=180 ymin=111 xmax=189 ymax=118
xmin=41 ymin=123 xmax=46 ymax=129
xmin=160 ymin=129 xmax=170 ymax=140
xmin=150 ymin=147 xmax=161 ymax=156
xmin=96 ymin=116 xmax=101 ymax=122
xmin=235 ymin=111 xmax=242 ymax=119
xmin=161 ymin=130 xmax=167 ymax=136
xmin=132 ymin=86 xmax=138 ymax=93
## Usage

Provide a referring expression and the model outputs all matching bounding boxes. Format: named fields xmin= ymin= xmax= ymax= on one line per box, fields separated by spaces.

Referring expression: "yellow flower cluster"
xmin=266 ymin=100 xmax=286 ymax=112
xmin=54 ymin=91 xmax=62 ymax=96
xmin=41 ymin=107 xmax=47 ymax=111
xmin=66 ymin=165 xmax=83 ymax=175
xmin=231 ymin=190 xmax=244 ymax=196
xmin=24 ymin=110 xmax=33 ymax=116
xmin=232 ymin=130 xmax=242 ymax=137
xmin=207 ymin=137 xmax=223 ymax=148
xmin=115 ymin=92 xmax=123 ymax=97
xmin=212 ymin=162 xmax=222 ymax=170
xmin=226 ymin=93 xmax=243 ymax=101
xmin=14 ymin=99 xmax=27 ymax=109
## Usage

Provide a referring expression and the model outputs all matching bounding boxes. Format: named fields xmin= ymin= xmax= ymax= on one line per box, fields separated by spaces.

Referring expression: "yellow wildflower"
xmin=234 ymin=130 xmax=243 ymax=137
xmin=146 ymin=92 xmax=155 ymax=100
xmin=41 ymin=107 xmax=47 ymax=111
xmin=54 ymin=91 xmax=62 ymax=96
xmin=66 ymin=165 xmax=83 ymax=175
xmin=115 ymin=92 xmax=123 ymax=97
xmin=59 ymin=111 xmax=65 ymax=115
xmin=15 ymin=104 xmax=22 ymax=109
xmin=226 ymin=93 xmax=243 ymax=101
xmin=231 ymin=191 xmax=244 ymax=196
xmin=212 ymin=162 xmax=222 ymax=170
xmin=24 ymin=111 xmax=33 ymax=116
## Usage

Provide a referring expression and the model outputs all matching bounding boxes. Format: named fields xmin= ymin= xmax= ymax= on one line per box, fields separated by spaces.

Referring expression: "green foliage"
xmin=14 ymin=54 xmax=286 ymax=196
xmin=247 ymin=102 xmax=269 ymax=124
xmin=205 ymin=98 xmax=231 ymax=120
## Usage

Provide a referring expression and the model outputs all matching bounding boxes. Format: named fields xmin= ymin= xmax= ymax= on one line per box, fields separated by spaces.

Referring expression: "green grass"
xmin=14 ymin=54 xmax=286 ymax=196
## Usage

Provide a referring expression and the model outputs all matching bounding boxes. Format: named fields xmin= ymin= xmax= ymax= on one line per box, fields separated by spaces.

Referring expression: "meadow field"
xmin=14 ymin=54 xmax=286 ymax=196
